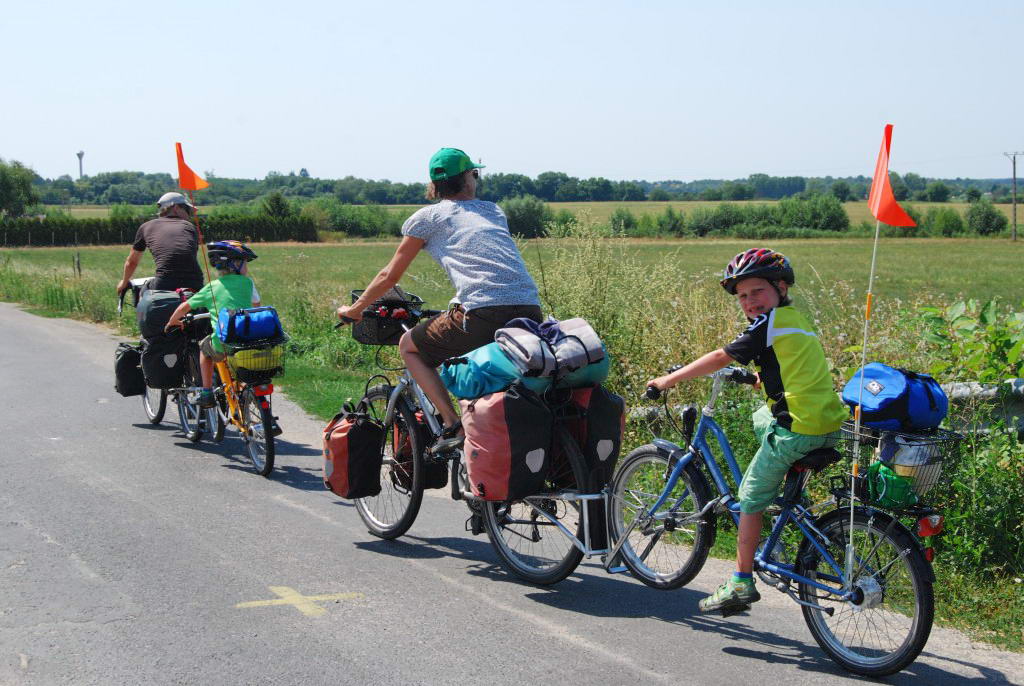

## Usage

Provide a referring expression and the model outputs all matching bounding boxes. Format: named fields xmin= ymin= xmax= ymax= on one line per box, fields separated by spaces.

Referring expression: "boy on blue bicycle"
xmin=647 ymin=248 xmax=847 ymax=614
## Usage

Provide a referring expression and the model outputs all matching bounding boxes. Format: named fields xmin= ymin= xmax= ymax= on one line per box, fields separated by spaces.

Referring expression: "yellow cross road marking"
xmin=235 ymin=586 xmax=364 ymax=617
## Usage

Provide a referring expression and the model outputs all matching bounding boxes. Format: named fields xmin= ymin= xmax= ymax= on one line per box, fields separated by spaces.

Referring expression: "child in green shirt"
xmin=165 ymin=240 xmax=261 ymax=407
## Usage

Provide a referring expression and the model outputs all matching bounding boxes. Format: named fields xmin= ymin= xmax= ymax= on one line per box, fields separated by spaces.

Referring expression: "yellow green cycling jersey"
xmin=723 ymin=305 xmax=847 ymax=436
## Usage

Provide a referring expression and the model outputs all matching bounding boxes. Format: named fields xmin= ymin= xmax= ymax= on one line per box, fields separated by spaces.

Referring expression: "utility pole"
xmin=76 ymin=151 xmax=84 ymax=179
xmin=1004 ymin=151 xmax=1022 ymax=242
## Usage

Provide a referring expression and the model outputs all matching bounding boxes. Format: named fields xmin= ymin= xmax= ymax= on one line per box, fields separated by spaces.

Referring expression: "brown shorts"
xmin=199 ymin=334 xmax=228 ymax=363
xmin=409 ymin=304 xmax=543 ymax=368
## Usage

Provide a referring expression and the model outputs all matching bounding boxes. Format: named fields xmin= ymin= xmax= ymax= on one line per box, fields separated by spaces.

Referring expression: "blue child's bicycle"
xmin=609 ymin=366 xmax=955 ymax=677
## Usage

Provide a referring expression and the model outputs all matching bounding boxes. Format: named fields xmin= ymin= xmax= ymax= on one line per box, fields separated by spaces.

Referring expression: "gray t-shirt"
xmin=402 ymin=199 xmax=540 ymax=311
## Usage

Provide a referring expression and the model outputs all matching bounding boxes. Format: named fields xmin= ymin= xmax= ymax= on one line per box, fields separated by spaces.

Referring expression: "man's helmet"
xmin=721 ymin=248 xmax=795 ymax=294
xmin=207 ymin=240 xmax=258 ymax=272
xmin=156 ymin=192 xmax=195 ymax=210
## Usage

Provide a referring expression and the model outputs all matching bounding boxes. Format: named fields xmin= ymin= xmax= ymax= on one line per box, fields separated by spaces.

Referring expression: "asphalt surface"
xmin=1 ymin=302 xmax=1020 ymax=685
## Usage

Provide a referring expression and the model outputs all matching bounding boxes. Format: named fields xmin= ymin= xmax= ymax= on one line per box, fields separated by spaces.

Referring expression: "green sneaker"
xmin=198 ymin=389 xmax=216 ymax=409
xmin=699 ymin=578 xmax=761 ymax=613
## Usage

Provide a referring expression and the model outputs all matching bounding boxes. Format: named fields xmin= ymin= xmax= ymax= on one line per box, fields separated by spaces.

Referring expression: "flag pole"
xmin=847 ymin=217 xmax=881 ymax=588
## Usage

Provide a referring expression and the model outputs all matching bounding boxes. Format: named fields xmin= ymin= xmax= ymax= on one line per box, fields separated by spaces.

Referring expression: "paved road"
xmin=1 ymin=303 xmax=1020 ymax=685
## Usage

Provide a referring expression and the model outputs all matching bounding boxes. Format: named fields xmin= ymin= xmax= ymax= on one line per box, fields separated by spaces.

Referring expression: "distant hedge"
xmin=0 ymin=215 xmax=318 ymax=246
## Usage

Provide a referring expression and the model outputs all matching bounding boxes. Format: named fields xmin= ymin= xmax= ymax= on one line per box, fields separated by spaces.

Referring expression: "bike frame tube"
xmin=384 ymin=372 xmax=444 ymax=437
xmin=755 ymin=505 xmax=854 ymax=599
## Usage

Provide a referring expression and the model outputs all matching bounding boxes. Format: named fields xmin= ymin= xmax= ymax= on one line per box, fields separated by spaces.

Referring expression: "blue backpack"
xmin=842 ymin=363 xmax=948 ymax=431
xmin=217 ymin=306 xmax=283 ymax=344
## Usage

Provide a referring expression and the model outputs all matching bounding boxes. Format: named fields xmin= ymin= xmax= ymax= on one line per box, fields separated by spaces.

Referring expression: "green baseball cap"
xmin=428 ymin=147 xmax=485 ymax=181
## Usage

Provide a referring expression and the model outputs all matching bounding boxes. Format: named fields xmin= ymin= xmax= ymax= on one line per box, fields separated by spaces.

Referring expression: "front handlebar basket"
xmin=349 ymin=288 xmax=425 ymax=346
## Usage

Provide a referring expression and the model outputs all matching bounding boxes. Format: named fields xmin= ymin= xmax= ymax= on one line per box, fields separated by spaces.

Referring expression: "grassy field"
xmin=53 ymin=200 xmax=1024 ymax=228
xmin=2 ymin=237 xmax=1022 ymax=650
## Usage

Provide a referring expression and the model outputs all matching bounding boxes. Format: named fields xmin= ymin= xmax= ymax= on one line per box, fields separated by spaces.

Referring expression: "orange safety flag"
xmin=867 ymin=124 xmax=915 ymax=227
xmin=175 ymin=142 xmax=210 ymax=191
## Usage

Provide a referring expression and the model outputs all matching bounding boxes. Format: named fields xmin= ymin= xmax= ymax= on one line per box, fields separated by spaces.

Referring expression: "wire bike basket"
xmin=840 ymin=421 xmax=963 ymax=511
xmin=225 ymin=336 xmax=287 ymax=384
xmin=349 ymin=288 xmax=425 ymax=346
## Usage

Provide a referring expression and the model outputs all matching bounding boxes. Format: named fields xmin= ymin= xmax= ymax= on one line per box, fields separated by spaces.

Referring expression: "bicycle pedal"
xmin=465 ymin=513 xmax=484 ymax=536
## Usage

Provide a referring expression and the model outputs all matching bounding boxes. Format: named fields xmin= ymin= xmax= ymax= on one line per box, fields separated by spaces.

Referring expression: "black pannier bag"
xmin=137 ymin=289 xmax=183 ymax=340
xmin=553 ymin=384 xmax=626 ymax=549
xmin=140 ymin=332 xmax=186 ymax=390
xmin=114 ymin=343 xmax=146 ymax=397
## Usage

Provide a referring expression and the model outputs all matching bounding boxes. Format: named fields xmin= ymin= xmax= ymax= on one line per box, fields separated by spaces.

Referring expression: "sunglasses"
xmin=471 ymin=169 xmax=480 ymax=179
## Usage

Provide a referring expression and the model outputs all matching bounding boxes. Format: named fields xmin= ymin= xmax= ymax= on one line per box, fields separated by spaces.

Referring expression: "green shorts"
xmin=737 ymin=405 xmax=840 ymax=514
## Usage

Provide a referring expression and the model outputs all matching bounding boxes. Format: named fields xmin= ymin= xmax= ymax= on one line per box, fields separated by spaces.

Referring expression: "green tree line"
xmin=6 ymin=157 xmax=1021 ymax=212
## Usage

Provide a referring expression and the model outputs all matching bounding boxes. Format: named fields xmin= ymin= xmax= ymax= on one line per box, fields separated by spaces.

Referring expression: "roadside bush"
xmin=608 ymin=207 xmax=637 ymax=234
xmin=778 ymin=194 xmax=849 ymax=231
xmin=685 ymin=203 xmax=745 ymax=236
xmin=923 ymin=206 xmax=965 ymax=237
xmin=655 ymin=206 xmax=686 ymax=236
xmin=501 ymin=195 xmax=550 ymax=238
xmin=966 ymin=199 xmax=1008 ymax=235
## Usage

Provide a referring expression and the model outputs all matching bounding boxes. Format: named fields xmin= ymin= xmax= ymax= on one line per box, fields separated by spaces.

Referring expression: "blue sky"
xmin=3 ymin=1 xmax=1021 ymax=182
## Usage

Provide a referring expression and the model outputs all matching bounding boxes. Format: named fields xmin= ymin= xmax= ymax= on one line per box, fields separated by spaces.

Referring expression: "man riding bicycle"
xmin=337 ymin=148 xmax=542 ymax=453
xmin=116 ymin=192 xmax=204 ymax=297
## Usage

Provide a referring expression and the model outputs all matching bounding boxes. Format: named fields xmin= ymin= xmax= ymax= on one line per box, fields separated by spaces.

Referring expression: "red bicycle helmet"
xmin=721 ymin=248 xmax=795 ymax=294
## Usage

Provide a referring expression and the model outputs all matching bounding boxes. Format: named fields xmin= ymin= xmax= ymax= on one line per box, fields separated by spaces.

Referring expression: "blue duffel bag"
xmin=842 ymin=363 xmax=948 ymax=431
xmin=440 ymin=343 xmax=551 ymax=400
xmin=217 ymin=306 xmax=283 ymax=344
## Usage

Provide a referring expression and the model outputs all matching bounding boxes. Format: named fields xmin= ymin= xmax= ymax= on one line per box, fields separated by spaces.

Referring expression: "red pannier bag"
xmin=323 ymin=409 xmax=384 ymax=499
xmin=460 ymin=384 xmax=553 ymax=502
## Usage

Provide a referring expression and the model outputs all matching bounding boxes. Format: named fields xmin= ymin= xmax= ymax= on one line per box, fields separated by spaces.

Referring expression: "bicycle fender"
xmin=652 ymin=438 xmax=687 ymax=464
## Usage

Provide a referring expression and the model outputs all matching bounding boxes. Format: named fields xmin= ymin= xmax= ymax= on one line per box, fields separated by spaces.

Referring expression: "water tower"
xmin=76 ymin=151 xmax=84 ymax=179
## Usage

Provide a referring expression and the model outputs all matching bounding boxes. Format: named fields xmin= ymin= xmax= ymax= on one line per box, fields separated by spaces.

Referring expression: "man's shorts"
xmin=199 ymin=334 xmax=228 ymax=363
xmin=737 ymin=405 xmax=840 ymax=514
xmin=409 ymin=304 xmax=543 ymax=368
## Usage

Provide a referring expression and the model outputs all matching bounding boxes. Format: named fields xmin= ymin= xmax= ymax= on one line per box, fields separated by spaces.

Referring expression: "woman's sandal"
xmin=429 ymin=420 xmax=464 ymax=455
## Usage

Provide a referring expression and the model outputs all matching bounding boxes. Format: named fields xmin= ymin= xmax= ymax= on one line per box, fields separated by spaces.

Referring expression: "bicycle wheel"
xmin=176 ymin=349 xmax=204 ymax=443
xmin=482 ymin=425 xmax=587 ymax=585
xmin=796 ymin=508 xmax=934 ymax=677
xmin=355 ymin=384 xmax=424 ymax=540
xmin=608 ymin=445 xmax=715 ymax=589
xmin=240 ymin=386 xmax=275 ymax=476
xmin=142 ymin=386 xmax=167 ymax=424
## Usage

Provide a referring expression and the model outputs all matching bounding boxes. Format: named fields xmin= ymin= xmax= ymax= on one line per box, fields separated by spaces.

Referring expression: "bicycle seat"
xmin=791 ymin=447 xmax=842 ymax=472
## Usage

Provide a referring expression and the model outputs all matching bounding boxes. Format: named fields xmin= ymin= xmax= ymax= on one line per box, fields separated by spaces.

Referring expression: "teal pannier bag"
xmin=441 ymin=343 xmax=551 ymax=400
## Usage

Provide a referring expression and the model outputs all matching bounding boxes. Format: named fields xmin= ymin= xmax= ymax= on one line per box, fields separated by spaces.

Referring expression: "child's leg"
xmin=736 ymin=512 xmax=763 ymax=575
xmin=200 ymin=351 xmax=214 ymax=389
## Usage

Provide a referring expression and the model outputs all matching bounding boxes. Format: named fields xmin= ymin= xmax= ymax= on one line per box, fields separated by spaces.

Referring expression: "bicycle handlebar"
xmin=645 ymin=365 xmax=757 ymax=400
xmin=334 ymin=304 xmax=444 ymax=329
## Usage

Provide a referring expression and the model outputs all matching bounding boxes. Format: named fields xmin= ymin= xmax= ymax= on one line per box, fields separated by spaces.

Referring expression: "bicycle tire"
xmin=796 ymin=508 xmax=934 ymax=677
xmin=240 ymin=386 xmax=275 ymax=476
xmin=176 ymin=348 xmax=204 ymax=443
xmin=355 ymin=384 xmax=424 ymax=540
xmin=482 ymin=424 xmax=587 ymax=586
xmin=142 ymin=386 xmax=167 ymax=424
xmin=608 ymin=445 xmax=716 ymax=590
